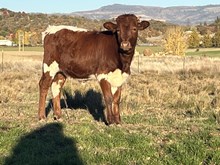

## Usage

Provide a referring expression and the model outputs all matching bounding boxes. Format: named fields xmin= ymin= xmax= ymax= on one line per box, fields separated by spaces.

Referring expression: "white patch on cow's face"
xmin=51 ymin=80 xmax=63 ymax=98
xmin=97 ymin=69 xmax=129 ymax=95
xmin=43 ymin=61 xmax=59 ymax=78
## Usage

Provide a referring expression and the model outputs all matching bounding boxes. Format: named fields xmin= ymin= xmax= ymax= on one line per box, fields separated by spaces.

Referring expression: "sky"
xmin=0 ymin=0 xmax=220 ymax=13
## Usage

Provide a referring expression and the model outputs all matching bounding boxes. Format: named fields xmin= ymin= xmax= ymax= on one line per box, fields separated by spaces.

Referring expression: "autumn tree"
xmin=188 ymin=29 xmax=200 ymax=48
xmin=163 ymin=26 xmax=188 ymax=56
xmin=15 ymin=29 xmax=24 ymax=45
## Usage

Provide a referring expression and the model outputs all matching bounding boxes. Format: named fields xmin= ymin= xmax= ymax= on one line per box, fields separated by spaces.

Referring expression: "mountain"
xmin=70 ymin=4 xmax=220 ymax=25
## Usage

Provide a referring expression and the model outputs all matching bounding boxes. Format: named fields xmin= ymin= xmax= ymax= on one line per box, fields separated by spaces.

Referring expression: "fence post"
xmin=138 ymin=52 xmax=140 ymax=73
xmin=1 ymin=49 xmax=3 ymax=72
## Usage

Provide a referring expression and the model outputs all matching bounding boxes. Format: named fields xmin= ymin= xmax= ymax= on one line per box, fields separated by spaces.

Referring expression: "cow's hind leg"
xmin=51 ymin=72 xmax=66 ymax=120
xmin=38 ymin=73 xmax=53 ymax=120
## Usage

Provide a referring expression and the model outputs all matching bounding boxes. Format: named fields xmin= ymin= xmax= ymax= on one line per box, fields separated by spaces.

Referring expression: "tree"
xmin=213 ymin=29 xmax=220 ymax=47
xmin=188 ymin=29 xmax=200 ymax=48
xmin=163 ymin=26 xmax=188 ymax=56
xmin=202 ymin=34 xmax=212 ymax=48
xmin=215 ymin=16 xmax=220 ymax=24
xmin=197 ymin=25 xmax=208 ymax=35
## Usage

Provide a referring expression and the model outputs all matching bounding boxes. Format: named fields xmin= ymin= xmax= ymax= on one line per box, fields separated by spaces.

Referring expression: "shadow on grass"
xmin=4 ymin=123 xmax=84 ymax=165
xmin=46 ymin=89 xmax=107 ymax=123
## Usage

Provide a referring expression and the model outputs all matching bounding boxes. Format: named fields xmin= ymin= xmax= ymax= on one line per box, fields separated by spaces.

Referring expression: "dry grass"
xmin=1 ymin=51 xmax=220 ymax=164
xmin=1 ymin=51 xmax=220 ymax=122
xmin=1 ymin=51 xmax=220 ymax=120
xmin=132 ymin=55 xmax=220 ymax=74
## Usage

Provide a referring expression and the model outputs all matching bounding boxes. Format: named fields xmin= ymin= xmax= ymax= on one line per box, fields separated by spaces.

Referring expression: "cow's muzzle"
xmin=120 ymin=41 xmax=132 ymax=51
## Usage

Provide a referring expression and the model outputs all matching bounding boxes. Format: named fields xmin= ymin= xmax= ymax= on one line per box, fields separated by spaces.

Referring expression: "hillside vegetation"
xmin=1 ymin=7 xmax=220 ymax=51
xmin=0 ymin=8 xmax=175 ymax=45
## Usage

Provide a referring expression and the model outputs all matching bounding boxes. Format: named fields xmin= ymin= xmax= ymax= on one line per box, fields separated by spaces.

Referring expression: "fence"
xmin=131 ymin=53 xmax=220 ymax=74
xmin=1 ymin=50 xmax=3 ymax=72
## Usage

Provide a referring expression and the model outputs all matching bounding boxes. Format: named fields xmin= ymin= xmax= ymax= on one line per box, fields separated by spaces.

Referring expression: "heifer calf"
xmin=38 ymin=14 xmax=149 ymax=124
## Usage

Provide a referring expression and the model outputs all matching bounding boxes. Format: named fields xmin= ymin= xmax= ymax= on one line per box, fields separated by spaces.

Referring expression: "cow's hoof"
xmin=38 ymin=115 xmax=46 ymax=121
xmin=106 ymin=118 xmax=114 ymax=125
xmin=54 ymin=115 xmax=62 ymax=121
xmin=115 ymin=120 xmax=121 ymax=125
xmin=38 ymin=118 xmax=47 ymax=124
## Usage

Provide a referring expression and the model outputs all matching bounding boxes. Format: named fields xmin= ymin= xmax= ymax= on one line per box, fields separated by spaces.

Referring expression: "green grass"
xmin=186 ymin=48 xmax=220 ymax=57
xmin=136 ymin=46 xmax=220 ymax=57
xmin=1 ymin=45 xmax=220 ymax=58
xmin=161 ymin=131 xmax=220 ymax=164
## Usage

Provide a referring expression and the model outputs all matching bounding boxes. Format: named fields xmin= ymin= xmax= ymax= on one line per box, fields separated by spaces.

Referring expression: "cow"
xmin=38 ymin=14 xmax=150 ymax=125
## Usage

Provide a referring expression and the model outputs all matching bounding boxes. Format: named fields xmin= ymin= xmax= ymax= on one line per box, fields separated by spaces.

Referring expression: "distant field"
xmin=136 ymin=46 xmax=220 ymax=57
xmin=136 ymin=45 xmax=163 ymax=54
xmin=0 ymin=46 xmax=43 ymax=52
xmin=186 ymin=48 xmax=220 ymax=57
xmin=1 ymin=46 xmax=220 ymax=57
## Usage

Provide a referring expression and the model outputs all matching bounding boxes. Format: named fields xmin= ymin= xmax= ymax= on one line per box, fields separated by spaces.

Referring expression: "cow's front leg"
xmin=38 ymin=72 xmax=53 ymax=120
xmin=112 ymin=87 xmax=122 ymax=124
xmin=51 ymin=72 xmax=66 ymax=120
xmin=99 ymin=79 xmax=114 ymax=125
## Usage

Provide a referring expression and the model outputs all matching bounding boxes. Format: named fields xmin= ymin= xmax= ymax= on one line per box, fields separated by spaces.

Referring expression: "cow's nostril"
xmin=121 ymin=41 xmax=131 ymax=50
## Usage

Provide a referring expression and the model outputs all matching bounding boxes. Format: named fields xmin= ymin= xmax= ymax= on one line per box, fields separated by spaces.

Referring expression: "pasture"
xmin=136 ymin=46 xmax=220 ymax=57
xmin=1 ymin=49 xmax=220 ymax=164
xmin=185 ymin=48 xmax=220 ymax=57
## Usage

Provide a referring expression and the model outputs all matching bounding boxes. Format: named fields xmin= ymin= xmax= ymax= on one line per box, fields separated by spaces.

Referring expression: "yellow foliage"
xmin=163 ymin=26 xmax=188 ymax=56
xmin=15 ymin=30 xmax=37 ymax=45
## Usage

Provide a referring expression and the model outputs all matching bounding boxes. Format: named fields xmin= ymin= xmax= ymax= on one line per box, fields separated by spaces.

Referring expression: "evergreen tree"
xmin=213 ymin=30 xmax=220 ymax=47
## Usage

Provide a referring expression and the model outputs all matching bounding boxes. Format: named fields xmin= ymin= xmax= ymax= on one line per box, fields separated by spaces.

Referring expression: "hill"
xmin=0 ymin=8 xmax=172 ymax=45
xmin=0 ymin=8 xmax=105 ymax=45
xmin=71 ymin=4 xmax=220 ymax=25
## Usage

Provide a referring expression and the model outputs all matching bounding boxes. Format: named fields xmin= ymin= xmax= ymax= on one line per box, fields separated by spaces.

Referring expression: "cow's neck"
xmin=120 ymin=50 xmax=135 ymax=74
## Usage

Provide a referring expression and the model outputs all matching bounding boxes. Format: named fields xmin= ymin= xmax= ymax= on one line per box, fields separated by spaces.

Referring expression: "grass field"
xmin=1 ymin=45 xmax=220 ymax=57
xmin=136 ymin=45 xmax=163 ymax=54
xmin=136 ymin=46 xmax=220 ymax=57
xmin=186 ymin=48 xmax=220 ymax=57
xmin=1 ymin=51 xmax=220 ymax=164
xmin=0 ymin=46 xmax=43 ymax=52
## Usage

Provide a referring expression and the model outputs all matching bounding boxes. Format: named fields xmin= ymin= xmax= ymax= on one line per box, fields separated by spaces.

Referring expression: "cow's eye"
xmin=116 ymin=29 xmax=120 ymax=33
xmin=133 ymin=28 xmax=137 ymax=32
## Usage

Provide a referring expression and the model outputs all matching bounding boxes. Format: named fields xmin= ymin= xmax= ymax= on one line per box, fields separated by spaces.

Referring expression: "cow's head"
xmin=104 ymin=14 xmax=150 ymax=53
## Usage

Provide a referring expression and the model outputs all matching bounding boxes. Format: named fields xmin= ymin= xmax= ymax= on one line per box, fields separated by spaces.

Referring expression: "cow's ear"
xmin=103 ymin=22 xmax=117 ymax=32
xmin=138 ymin=21 xmax=150 ymax=30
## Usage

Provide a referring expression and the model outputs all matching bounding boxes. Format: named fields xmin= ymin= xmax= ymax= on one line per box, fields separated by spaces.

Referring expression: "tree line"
xmin=0 ymin=8 xmax=170 ymax=46
xmin=163 ymin=17 xmax=220 ymax=56
xmin=186 ymin=16 xmax=220 ymax=48
xmin=0 ymin=8 xmax=220 ymax=50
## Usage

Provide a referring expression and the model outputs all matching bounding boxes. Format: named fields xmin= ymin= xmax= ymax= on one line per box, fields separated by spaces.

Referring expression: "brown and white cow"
xmin=38 ymin=14 xmax=149 ymax=124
